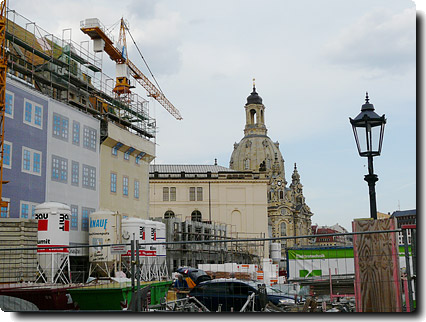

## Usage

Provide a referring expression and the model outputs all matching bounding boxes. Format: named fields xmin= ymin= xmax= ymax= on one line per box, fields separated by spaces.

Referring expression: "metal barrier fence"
xmin=0 ymin=226 xmax=416 ymax=312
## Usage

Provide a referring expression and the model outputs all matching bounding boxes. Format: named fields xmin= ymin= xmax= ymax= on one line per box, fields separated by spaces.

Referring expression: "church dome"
xmin=246 ymin=86 xmax=263 ymax=105
xmin=230 ymin=136 xmax=285 ymax=176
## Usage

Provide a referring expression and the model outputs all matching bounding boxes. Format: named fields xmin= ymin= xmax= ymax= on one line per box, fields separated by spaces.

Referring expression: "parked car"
xmin=189 ymin=279 xmax=299 ymax=312
xmin=176 ymin=267 xmax=211 ymax=288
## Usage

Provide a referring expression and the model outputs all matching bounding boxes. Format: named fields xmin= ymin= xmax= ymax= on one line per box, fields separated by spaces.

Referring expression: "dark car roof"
xmin=195 ymin=279 xmax=295 ymax=299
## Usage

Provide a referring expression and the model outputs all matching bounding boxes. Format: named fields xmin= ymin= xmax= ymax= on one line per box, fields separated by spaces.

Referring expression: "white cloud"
xmin=323 ymin=7 xmax=415 ymax=74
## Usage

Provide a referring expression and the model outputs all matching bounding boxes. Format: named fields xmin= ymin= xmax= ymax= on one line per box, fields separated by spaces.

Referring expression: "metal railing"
xmin=0 ymin=226 xmax=416 ymax=312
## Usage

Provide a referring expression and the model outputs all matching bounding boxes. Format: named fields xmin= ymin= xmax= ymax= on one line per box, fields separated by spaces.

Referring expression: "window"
xmin=231 ymin=282 xmax=253 ymax=296
xmin=83 ymin=126 xmax=97 ymax=152
xmin=164 ymin=210 xmax=175 ymax=219
xmin=23 ymin=149 xmax=31 ymax=171
xmin=5 ymin=91 xmax=14 ymax=118
xmin=203 ymin=282 xmax=229 ymax=294
xmin=82 ymin=164 xmax=96 ymax=190
xmin=190 ymin=187 xmax=203 ymax=201
xmin=135 ymin=152 xmax=145 ymax=165
xmin=52 ymin=113 xmax=68 ymax=140
xmin=244 ymin=158 xmax=250 ymax=170
xmin=82 ymin=207 xmax=95 ymax=231
xmin=110 ymin=172 xmax=117 ymax=193
xmin=33 ymin=152 xmax=41 ymax=174
xmin=31 ymin=204 xmax=36 ymax=219
xmin=163 ymin=187 xmax=169 ymax=201
xmin=71 ymin=205 xmax=78 ymax=230
xmin=123 ymin=176 xmax=129 ymax=196
xmin=60 ymin=159 xmax=67 ymax=181
xmin=20 ymin=201 xmax=38 ymax=219
xmin=1 ymin=198 xmax=10 ymax=218
xmin=112 ymin=142 xmax=123 ymax=156
xmin=134 ymin=179 xmax=140 ymax=199
xmin=189 ymin=187 xmax=195 ymax=201
xmin=191 ymin=210 xmax=202 ymax=222
xmin=3 ymin=141 xmax=12 ymax=169
xmin=51 ymin=155 xmax=67 ymax=183
xmin=35 ymin=106 xmax=42 ymax=127
xmin=280 ymin=222 xmax=287 ymax=236
xmin=124 ymin=147 xmax=135 ymax=161
xmin=170 ymin=187 xmax=176 ymax=201
xmin=21 ymin=203 xmax=29 ymax=218
xmin=22 ymin=147 xmax=42 ymax=176
xmin=72 ymin=121 xmax=80 ymax=145
xmin=71 ymin=161 xmax=79 ymax=186
xmin=197 ymin=187 xmax=203 ymax=201
xmin=24 ymin=101 xmax=32 ymax=123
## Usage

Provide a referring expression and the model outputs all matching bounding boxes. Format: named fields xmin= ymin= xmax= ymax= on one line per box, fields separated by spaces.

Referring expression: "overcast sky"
xmin=8 ymin=0 xmax=419 ymax=231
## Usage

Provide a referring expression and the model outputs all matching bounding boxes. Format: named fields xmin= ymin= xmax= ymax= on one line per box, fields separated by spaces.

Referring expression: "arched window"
xmin=164 ymin=210 xmax=175 ymax=219
xmin=280 ymin=222 xmax=287 ymax=236
xmin=191 ymin=210 xmax=202 ymax=222
xmin=279 ymin=190 xmax=284 ymax=200
xmin=280 ymin=222 xmax=287 ymax=248
xmin=250 ymin=109 xmax=256 ymax=124
xmin=244 ymin=158 xmax=250 ymax=170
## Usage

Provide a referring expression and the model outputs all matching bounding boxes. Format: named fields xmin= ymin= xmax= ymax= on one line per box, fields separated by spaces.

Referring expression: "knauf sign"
xmin=90 ymin=218 xmax=108 ymax=230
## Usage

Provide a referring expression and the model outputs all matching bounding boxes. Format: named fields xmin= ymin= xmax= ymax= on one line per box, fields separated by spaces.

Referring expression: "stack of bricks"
xmin=206 ymin=271 xmax=252 ymax=280
xmin=0 ymin=218 xmax=38 ymax=283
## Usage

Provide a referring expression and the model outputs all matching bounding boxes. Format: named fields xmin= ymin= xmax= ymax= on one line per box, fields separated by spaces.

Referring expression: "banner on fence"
xmin=286 ymin=246 xmax=412 ymax=280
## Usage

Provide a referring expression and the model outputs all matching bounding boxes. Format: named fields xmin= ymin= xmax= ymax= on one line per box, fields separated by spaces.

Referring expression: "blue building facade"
xmin=2 ymin=78 xmax=48 ymax=218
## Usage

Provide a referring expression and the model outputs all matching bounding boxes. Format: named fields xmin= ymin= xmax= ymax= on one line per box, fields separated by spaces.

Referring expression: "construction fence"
xmin=0 ymin=224 xmax=416 ymax=312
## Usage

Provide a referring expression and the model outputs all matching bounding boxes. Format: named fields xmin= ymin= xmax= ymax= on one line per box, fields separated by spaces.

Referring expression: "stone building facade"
xmin=230 ymin=84 xmax=313 ymax=253
xmin=148 ymin=164 xmax=269 ymax=260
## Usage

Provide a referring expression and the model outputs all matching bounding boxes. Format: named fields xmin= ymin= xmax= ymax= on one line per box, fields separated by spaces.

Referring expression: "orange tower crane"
xmin=81 ymin=18 xmax=182 ymax=120
xmin=0 ymin=0 xmax=9 ymax=210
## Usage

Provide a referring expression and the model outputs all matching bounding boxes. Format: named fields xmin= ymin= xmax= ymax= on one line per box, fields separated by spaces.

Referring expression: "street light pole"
xmin=365 ymin=156 xmax=378 ymax=220
xmin=350 ymin=93 xmax=386 ymax=220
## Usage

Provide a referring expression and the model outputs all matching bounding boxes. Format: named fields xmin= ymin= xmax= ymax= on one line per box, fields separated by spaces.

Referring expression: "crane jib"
xmin=80 ymin=18 xmax=182 ymax=120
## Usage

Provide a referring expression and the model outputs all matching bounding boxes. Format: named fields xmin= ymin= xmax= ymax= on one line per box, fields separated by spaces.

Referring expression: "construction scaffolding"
xmin=152 ymin=217 xmax=265 ymax=273
xmin=5 ymin=8 xmax=156 ymax=140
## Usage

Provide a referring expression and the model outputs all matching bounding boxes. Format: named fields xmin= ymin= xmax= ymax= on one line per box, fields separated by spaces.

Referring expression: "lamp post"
xmin=350 ymin=93 xmax=386 ymax=220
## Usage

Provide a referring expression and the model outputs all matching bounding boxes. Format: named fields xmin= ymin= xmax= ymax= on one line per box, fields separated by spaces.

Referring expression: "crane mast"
xmin=81 ymin=18 xmax=182 ymax=120
xmin=0 ymin=0 xmax=8 ymax=210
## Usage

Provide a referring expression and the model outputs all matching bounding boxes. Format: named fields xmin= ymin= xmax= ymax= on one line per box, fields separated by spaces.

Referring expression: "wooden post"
xmin=352 ymin=218 xmax=402 ymax=312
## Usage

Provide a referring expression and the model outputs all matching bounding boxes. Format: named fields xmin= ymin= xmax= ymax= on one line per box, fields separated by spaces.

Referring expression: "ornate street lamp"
xmin=350 ymin=93 xmax=386 ymax=220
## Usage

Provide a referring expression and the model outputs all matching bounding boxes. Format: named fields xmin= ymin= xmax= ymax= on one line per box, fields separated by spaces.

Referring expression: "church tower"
xmin=244 ymin=82 xmax=267 ymax=136
xmin=230 ymin=80 xmax=285 ymax=178
xmin=230 ymin=81 xmax=313 ymax=253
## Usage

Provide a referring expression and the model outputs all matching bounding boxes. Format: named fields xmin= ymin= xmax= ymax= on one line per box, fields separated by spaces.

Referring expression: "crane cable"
xmin=125 ymin=24 xmax=164 ymax=96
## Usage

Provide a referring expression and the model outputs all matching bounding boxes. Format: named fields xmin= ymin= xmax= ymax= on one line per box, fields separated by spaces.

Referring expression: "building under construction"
xmin=1 ymin=7 xmax=180 ymax=274
xmin=1 ymin=6 xmax=267 ymax=277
